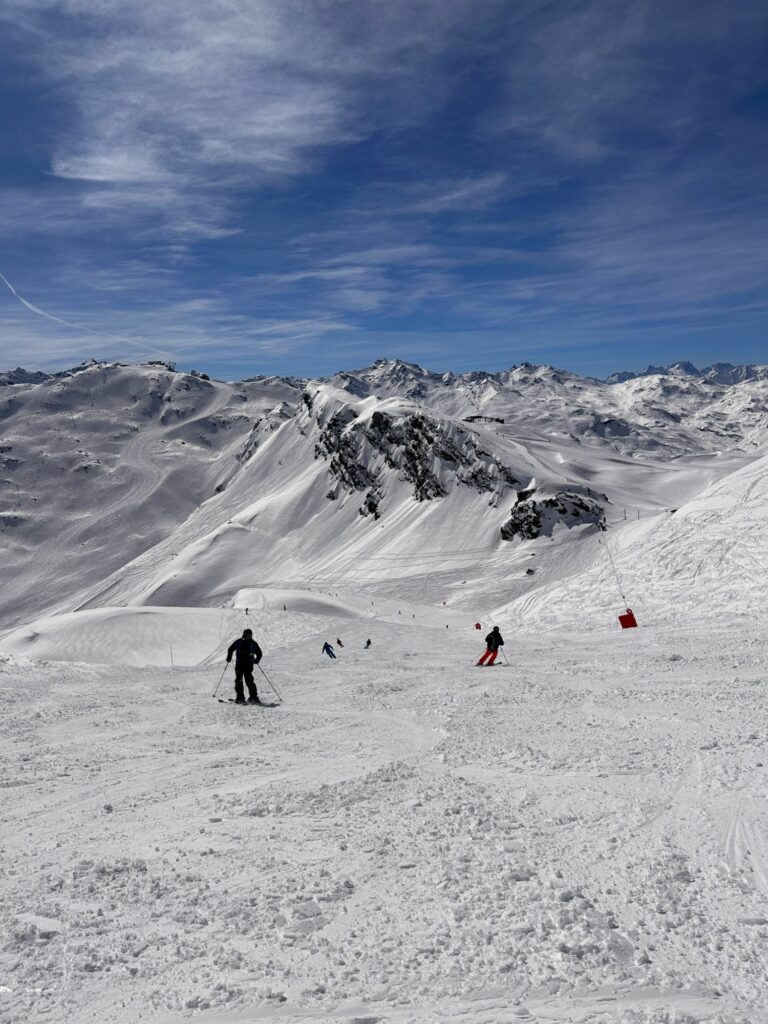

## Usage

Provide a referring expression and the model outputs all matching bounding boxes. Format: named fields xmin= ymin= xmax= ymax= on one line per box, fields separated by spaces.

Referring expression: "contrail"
xmin=0 ymin=270 xmax=108 ymax=334
xmin=0 ymin=270 xmax=149 ymax=353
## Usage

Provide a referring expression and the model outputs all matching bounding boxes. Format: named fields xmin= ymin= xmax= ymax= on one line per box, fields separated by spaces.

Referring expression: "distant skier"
xmin=477 ymin=626 xmax=504 ymax=667
xmin=323 ymin=642 xmax=336 ymax=659
xmin=364 ymin=639 xmax=371 ymax=649
xmin=226 ymin=628 xmax=263 ymax=703
xmin=336 ymin=637 xmax=344 ymax=647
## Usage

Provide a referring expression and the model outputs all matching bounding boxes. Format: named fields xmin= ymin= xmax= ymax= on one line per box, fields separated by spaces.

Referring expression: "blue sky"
xmin=0 ymin=0 xmax=766 ymax=379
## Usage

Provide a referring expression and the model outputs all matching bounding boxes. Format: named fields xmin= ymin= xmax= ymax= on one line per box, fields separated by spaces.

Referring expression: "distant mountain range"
xmin=4 ymin=357 xmax=768 ymax=389
xmin=1 ymin=357 xmax=766 ymax=631
xmin=605 ymin=361 xmax=768 ymax=385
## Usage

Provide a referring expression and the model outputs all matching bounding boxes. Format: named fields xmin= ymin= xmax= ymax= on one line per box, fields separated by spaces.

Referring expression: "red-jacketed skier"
xmin=477 ymin=626 xmax=504 ymax=667
xmin=226 ymin=628 xmax=263 ymax=703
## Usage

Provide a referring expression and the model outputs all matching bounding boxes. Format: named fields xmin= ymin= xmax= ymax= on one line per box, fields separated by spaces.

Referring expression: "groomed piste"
xmin=2 ymin=361 xmax=768 ymax=1023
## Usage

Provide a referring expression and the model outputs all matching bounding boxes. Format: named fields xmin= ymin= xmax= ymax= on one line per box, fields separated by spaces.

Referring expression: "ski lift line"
xmin=598 ymin=533 xmax=628 ymax=606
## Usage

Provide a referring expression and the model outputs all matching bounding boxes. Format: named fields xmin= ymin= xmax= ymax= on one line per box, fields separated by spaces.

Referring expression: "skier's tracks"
xmin=722 ymin=802 xmax=768 ymax=897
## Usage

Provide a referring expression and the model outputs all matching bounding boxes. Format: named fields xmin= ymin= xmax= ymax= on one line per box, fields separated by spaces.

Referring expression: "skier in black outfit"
xmin=477 ymin=626 xmax=504 ymax=666
xmin=226 ymin=628 xmax=263 ymax=703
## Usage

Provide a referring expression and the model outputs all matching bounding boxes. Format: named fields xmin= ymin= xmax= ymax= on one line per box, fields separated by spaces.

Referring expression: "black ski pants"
xmin=234 ymin=665 xmax=258 ymax=702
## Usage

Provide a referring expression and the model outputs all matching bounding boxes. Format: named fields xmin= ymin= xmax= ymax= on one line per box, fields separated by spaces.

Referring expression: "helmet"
xmin=243 ymin=628 xmax=253 ymax=636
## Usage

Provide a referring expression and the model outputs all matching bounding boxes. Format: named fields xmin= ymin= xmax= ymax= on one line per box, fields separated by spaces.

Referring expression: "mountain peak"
xmin=367 ymin=358 xmax=432 ymax=378
xmin=0 ymin=366 xmax=51 ymax=386
xmin=605 ymin=361 xmax=768 ymax=385
xmin=348 ymin=359 xmax=443 ymax=397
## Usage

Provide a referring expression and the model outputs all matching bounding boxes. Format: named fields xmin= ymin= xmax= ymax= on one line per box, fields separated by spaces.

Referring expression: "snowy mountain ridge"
xmin=5 ymin=355 xmax=768 ymax=389
xmin=1 ymin=356 xmax=767 ymax=634
xmin=606 ymin=360 xmax=768 ymax=385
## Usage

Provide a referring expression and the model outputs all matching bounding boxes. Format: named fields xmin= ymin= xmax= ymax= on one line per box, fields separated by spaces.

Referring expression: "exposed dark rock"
xmin=501 ymin=488 xmax=607 ymax=541
xmin=313 ymin=407 xmax=518 ymax=518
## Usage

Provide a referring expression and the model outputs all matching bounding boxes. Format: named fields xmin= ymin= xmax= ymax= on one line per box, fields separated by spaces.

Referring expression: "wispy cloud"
xmin=488 ymin=0 xmax=768 ymax=162
xmin=0 ymin=0 xmax=766 ymax=376
xmin=2 ymin=0 xmax=495 ymax=235
xmin=389 ymin=173 xmax=510 ymax=215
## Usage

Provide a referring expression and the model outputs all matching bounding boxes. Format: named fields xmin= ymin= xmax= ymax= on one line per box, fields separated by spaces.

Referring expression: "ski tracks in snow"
xmin=721 ymin=802 xmax=768 ymax=900
xmin=3 ymin=614 xmax=768 ymax=1023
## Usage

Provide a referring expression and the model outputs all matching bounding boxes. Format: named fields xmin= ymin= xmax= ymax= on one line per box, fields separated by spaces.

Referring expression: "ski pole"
xmin=257 ymin=663 xmax=283 ymax=703
xmin=501 ymin=647 xmax=510 ymax=665
xmin=212 ymin=663 xmax=229 ymax=698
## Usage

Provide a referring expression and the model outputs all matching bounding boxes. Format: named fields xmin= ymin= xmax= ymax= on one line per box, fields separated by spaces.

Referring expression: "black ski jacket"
xmin=485 ymin=630 xmax=504 ymax=651
xmin=227 ymin=637 xmax=263 ymax=668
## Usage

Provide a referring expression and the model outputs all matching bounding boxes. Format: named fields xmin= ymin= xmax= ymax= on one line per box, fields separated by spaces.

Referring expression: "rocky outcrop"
xmin=313 ymin=406 xmax=519 ymax=518
xmin=501 ymin=487 xmax=607 ymax=541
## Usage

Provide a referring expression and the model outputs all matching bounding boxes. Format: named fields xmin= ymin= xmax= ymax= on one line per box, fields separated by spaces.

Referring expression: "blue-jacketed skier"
xmin=322 ymin=642 xmax=336 ymax=659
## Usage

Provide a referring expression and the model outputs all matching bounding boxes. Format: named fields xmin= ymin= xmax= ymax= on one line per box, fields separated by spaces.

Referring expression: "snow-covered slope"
xmin=494 ymin=449 xmax=768 ymax=631
xmin=2 ymin=357 xmax=767 ymax=632
xmin=3 ymin=587 xmax=768 ymax=1023
xmin=3 ymin=357 xmax=768 ymax=1024
xmin=0 ymin=362 xmax=302 ymax=626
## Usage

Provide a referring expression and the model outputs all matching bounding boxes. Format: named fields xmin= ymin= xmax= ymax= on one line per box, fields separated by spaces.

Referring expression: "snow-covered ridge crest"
xmin=607 ymin=360 xmax=768 ymax=385
xmin=333 ymin=358 xmax=768 ymax=457
xmin=1 ymin=356 xmax=767 ymax=629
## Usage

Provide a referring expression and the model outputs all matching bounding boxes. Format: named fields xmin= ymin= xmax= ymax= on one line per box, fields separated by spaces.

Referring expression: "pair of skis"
xmin=212 ymin=662 xmax=283 ymax=704
xmin=218 ymin=697 xmax=280 ymax=708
